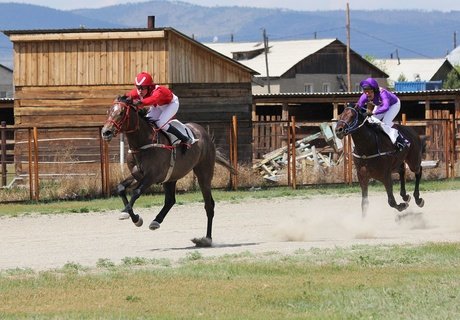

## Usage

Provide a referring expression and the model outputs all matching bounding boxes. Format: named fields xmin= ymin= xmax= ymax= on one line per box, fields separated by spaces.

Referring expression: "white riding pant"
xmin=369 ymin=99 xmax=401 ymax=144
xmin=146 ymin=94 xmax=179 ymax=131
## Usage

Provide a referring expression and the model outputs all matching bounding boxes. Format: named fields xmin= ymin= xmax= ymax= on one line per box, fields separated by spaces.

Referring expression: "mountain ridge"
xmin=1 ymin=1 xmax=459 ymax=68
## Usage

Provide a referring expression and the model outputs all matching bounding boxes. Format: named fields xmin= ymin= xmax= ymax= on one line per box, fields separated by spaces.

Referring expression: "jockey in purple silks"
xmin=356 ymin=77 xmax=409 ymax=150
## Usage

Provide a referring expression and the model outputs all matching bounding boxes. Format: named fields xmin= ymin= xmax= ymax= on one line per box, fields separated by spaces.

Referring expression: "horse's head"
xmin=101 ymin=96 xmax=140 ymax=142
xmin=335 ymin=104 xmax=368 ymax=139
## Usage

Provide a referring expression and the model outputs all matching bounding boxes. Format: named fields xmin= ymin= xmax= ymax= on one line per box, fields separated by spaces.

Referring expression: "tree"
xmin=397 ymin=73 xmax=407 ymax=82
xmin=443 ymin=66 xmax=460 ymax=89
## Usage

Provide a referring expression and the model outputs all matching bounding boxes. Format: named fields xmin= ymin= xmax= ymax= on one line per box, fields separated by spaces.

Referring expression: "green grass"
xmin=0 ymin=243 xmax=458 ymax=319
xmin=1 ymin=178 xmax=459 ymax=216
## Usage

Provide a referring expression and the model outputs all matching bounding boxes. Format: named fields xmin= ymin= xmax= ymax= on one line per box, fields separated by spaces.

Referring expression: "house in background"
xmin=204 ymin=39 xmax=388 ymax=94
xmin=374 ymin=58 xmax=457 ymax=90
xmin=447 ymin=46 xmax=460 ymax=66
xmin=0 ymin=64 xmax=13 ymax=98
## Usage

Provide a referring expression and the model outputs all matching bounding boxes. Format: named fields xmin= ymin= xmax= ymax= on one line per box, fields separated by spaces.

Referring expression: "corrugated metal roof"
xmin=447 ymin=46 xmax=460 ymax=65
xmin=0 ymin=64 xmax=13 ymax=72
xmin=203 ymin=39 xmax=336 ymax=77
xmin=254 ymin=88 xmax=460 ymax=98
xmin=374 ymin=58 xmax=448 ymax=84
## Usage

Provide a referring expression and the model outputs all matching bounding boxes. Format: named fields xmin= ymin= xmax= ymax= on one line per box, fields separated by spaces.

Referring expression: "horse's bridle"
xmin=337 ymin=106 xmax=369 ymax=135
xmin=338 ymin=106 xmax=397 ymax=159
xmin=105 ymin=100 xmax=140 ymax=136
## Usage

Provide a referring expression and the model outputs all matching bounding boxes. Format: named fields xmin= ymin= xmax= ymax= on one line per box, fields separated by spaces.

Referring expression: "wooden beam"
xmin=9 ymin=31 xmax=166 ymax=42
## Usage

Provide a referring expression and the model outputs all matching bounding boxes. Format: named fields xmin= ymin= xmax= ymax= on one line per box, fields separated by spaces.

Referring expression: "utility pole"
xmin=263 ymin=28 xmax=271 ymax=93
xmin=346 ymin=2 xmax=351 ymax=92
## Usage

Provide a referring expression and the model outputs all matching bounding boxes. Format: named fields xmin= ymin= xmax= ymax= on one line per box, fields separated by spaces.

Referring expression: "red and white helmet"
xmin=135 ymin=71 xmax=154 ymax=87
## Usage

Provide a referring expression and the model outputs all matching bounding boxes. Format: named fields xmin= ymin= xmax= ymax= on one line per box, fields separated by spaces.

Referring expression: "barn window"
xmin=304 ymin=83 xmax=314 ymax=93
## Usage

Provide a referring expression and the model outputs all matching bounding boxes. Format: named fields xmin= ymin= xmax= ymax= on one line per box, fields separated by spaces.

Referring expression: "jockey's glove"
xmin=133 ymin=100 xmax=143 ymax=107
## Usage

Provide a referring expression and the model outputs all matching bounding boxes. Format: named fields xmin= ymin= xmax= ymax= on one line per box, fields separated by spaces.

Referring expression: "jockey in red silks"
xmin=126 ymin=71 xmax=192 ymax=148
xmin=356 ymin=77 xmax=409 ymax=150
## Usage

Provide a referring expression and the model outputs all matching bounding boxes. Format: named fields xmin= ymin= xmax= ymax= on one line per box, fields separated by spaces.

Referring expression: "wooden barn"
xmin=3 ymin=17 xmax=256 ymax=183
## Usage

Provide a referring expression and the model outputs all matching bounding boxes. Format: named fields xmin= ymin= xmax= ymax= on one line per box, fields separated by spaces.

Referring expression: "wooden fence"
xmin=0 ymin=116 xmax=458 ymax=201
xmin=253 ymin=116 xmax=459 ymax=186
xmin=0 ymin=120 xmax=238 ymax=201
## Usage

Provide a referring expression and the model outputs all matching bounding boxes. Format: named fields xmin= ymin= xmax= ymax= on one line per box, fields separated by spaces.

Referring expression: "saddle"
xmin=164 ymin=120 xmax=196 ymax=146
xmin=147 ymin=118 xmax=197 ymax=147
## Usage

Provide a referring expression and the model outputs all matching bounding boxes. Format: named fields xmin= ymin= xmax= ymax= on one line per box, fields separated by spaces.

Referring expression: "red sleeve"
xmin=141 ymin=86 xmax=173 ymax=106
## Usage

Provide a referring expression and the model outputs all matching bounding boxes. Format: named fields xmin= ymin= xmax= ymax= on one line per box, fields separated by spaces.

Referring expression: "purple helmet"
xmin=359 ymin=78 xmax=379 ymax=92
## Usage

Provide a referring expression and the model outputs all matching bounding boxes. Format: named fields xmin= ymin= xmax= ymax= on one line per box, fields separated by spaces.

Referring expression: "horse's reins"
xmin=338 ymin=106 xmax=397 ymax=159
xmin=109 ymin=100 xmax=177 ymax=183
xmin=107 ymin=101 xmax=140 ymax=135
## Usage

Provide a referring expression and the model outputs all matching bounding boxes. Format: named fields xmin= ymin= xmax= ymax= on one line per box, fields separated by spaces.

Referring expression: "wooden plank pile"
xmin=253 ymin=122 xmax=343 ymax=181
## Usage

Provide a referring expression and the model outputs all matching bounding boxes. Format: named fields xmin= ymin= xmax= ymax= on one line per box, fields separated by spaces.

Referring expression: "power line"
xmin=351 ymin=27 xmax=433 ymax=58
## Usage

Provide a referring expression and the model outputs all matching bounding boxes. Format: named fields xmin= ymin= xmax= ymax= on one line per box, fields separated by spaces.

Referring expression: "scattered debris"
xmin=253 ymin=122 xmax=343 ymax=181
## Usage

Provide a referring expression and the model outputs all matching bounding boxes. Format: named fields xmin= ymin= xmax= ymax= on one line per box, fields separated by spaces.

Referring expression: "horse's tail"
xmin=216 ymin=149 xmax=237 ymax=175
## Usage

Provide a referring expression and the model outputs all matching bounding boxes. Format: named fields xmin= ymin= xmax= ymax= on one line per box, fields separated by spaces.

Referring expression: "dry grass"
xmin=1 ymin=142 xmax=457 ymax=203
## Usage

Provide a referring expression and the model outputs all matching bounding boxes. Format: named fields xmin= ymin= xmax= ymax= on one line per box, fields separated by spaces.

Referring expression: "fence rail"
xmin=0 ymin=116 xmax=458 ymax=202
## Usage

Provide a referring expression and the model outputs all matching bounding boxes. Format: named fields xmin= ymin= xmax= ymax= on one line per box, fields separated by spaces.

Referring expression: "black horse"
xmin=335 ymin=105 xmax=425 ymax=217
xmin=101 ymin=97 xmax=235 ymax=247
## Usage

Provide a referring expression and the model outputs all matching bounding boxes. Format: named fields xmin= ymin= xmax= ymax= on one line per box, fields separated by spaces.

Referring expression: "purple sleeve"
xmin=373 ymin=90 xmax=393 ymax=115
xmin=356 ymin=93 xmax=368 ymax=108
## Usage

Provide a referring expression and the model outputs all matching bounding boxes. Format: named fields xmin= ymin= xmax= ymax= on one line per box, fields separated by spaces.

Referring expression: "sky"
xmin=1 ymin=0 xmax=460 ymax=11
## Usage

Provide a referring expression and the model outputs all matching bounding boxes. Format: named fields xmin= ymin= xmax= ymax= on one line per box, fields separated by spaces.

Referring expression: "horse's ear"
xmin=116 ymin=95 xmax=133 ymax=105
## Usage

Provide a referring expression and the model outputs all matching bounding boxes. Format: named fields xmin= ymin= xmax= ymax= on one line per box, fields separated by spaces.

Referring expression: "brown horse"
xmin=335 ymin=105 xmax=425 ymax=217
xmin=101 ymin=97 xmax=235 ymax=247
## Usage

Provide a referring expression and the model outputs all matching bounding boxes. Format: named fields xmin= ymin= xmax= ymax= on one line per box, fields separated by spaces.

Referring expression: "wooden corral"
xmin=3 ymin=19 xmax=256 ymax=186
xmin=253 ymin=89 xmax=460 ymax=178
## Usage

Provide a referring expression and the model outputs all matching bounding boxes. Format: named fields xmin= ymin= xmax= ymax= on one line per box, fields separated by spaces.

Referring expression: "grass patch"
xmin=0 ymin=243 xmax=458 ymax=319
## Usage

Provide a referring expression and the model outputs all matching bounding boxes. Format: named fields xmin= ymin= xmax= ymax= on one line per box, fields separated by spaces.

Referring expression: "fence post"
xmin=450 ymin=114 xmax=455 ymax=178
xmin=33 ymin=127 xmax=40 ymax=201
xmin=1 ymin=121 xmax=6 ymax=187
xmin=287 ymin=120 xmax=291 ymax=186
xmin=290 ymin=116 xmax=296 ymax=189
xmin=230 ymin=115 xmax=238 ymax=190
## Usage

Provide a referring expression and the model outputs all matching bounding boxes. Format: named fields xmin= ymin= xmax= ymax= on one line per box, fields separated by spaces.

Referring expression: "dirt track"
xmin=1 ymin=190 xmax=459 ymax=271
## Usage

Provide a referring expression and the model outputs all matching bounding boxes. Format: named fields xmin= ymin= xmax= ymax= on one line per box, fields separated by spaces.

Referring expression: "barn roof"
xmin=0 ymin=63 xmax=13 ymax=73
xmin=447 ymin=46 xmax=460 ymax=65
xmin=203 ymin=39 xmax=337 ymax=78
xmin=374 ymin=58 xmax=452 ymax=84
xmin=2 ymin=27 xmax=258 ymax=76
xmin=203 ymin=38 xmax=389 ymax=79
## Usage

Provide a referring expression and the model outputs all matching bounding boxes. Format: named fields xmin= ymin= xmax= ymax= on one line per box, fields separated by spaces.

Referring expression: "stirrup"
xmin=182 ymin=138 xmax=194 ymax=149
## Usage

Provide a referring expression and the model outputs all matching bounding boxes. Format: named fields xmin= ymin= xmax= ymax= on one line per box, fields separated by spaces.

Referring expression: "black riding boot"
xmin=166 ymin=125 xmax=193 ymax=149
xmin=395 ymin=134 xmax=409 ymax=151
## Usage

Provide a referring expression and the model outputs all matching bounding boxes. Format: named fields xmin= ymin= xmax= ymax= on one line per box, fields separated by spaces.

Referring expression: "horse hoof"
xmin=403 ymin=194 xmax=411 ymax=203
xmin=191 ymin=237 xmax=212 ymax=248
xmin=119 ymin=212 xmax=130 ymax=220
xmin=134 ymin=216 xmax=143 ymax=227
xmin=149 ymin=221 xmax=161 ymax=230
xmin=397 ymin=203 xmax=409 ymax=212
xmin=416 ymin=198 xmax=425 ymax=208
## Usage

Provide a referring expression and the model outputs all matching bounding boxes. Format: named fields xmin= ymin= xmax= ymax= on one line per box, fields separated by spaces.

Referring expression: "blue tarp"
xmin=394 ymin=81 xmax=443 ymax=92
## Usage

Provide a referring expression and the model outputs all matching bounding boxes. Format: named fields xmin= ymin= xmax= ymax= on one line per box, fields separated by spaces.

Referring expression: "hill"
xmin=1 ymin=1 xmax=459 ymax=68
xmin=0 ymin=3 xmax=124 ymax=67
